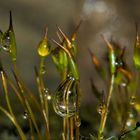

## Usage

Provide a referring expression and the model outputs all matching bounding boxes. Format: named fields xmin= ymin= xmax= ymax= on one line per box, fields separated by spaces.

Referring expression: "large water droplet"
xmin=53 ymin=76 xmax=77 ymax=118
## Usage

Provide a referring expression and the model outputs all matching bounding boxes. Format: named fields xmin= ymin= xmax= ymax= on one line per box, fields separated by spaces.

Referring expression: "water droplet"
xmin=126 ymin=119 xmax=135 ymax=129
xmin=44 ymin=88 xmax=52 ymax=100
xmin=126 ymin=113 xmax=135 ymax=129
xmin=53 ymin=77 xmax=77 ymax=117
xmin=40 ymin=65 xmax=46 ymax=74
xmin=23 ymin=111 xmax=28 ymax=120
xmin=1 ymin=34 xmax=10 ymax=52
xmin=47 ymin=95 xmax=52 ymax=100
xmin=37 ymin=36 xmax=50 ymax=57
xmin=130 ymin=96 xmax=136 ymax=106
xmin=97 ymin=103 xmax=106 ymax=115
xmin=115 ymin=59 xmax=124 ymax=68
xmin=121 ymin=82 xmax=127 ymax=87
xmin=75 ymin=117 xmax=81 ymax=127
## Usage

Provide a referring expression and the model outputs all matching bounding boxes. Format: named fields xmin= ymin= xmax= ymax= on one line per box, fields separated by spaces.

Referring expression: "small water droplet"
xmin=1 ymin=35 xmax=10 ymax=52
xmin=67 ymin=75 xmax=75 ymax=81
xmin=130 ymin=96 xmax=136 ymax=106
xmin=121 ymin=82 xmax=127 ymax=87
xmin=47 ymin=95 xmax=51 ymax=100
xmin=23 ymin=111 xmax=28 ymax=120
xmin=115 ymin=59 xmax=124 ymax=68
xmin=126 ymin=113 xmax=135 ymax=129
xmin=126 ymin=119 xmax=135 ymax=129
xmin=40 ymin=65 xmax=46 ymax=74
xmin=97 ymin=103 xmax=106 ymax=115
xmin=44 ymin=88 xmax=52 ymax=100
xmin=75 ymin=118 xmax=81 ymax=127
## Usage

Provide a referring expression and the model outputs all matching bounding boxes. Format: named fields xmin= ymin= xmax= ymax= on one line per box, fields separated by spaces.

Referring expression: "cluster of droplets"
xmin=53 ymin=75 xmax=77 ymax=118
xmin=44 ymin=88 xmax=52 ymax=100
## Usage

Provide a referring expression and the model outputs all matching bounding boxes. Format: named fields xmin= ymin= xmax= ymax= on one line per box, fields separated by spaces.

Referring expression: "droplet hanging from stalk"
xmin=53 ymin=75 xmax=78 ymax=118
xmin=37 ymin=28 xmax=50 ymax=75
xmin=37 ymin=28 xmax=50 ymax=57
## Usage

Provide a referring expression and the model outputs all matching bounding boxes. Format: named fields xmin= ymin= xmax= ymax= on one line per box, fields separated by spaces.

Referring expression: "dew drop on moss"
xmin=130 ymin=96 xmax=136 ymax=106
xmin=22 ymin=111 xmax=28 ymax=120
xmin=2 ymin=35 xmax=10 ymax=52
xmin=44 ymin=88 xmax=52 ymax=100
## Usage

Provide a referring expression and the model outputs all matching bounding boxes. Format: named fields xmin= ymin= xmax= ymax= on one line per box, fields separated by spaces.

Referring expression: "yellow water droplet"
xmin=129 ymin=96 xmax=136 ymax=106
xmin=37 ymin=28 xmax=50 ymax=57
xmin=37 ymin=39 xmax=50 ymax=57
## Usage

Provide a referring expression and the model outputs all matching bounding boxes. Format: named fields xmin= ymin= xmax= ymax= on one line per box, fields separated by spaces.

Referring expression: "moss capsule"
xmin=37 ymin=28 xmax=50 ymax=57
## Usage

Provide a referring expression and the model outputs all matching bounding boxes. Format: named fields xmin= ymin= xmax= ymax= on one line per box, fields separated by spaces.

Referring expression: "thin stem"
xmin=12 ymin=69 xmax=43 ymax=140
xmin=37 ymin=56 xmax=51 ymax=140
xmin=12 ymin=62 xmax=41 ymax=112
xmin=1 ymin=71 xmax=14 ymax=116
xmin=98 ymin=74 xmax=115 ymax=140
xmin=0 ymin=106 xmax=27 ymax=140
xmin=70 ymin=117 xmax=74 ymax=140
xmin=120 ymin=70 xmax=140 ymax=133
xmin=75 ymin=81 xmax=80 ymax=140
